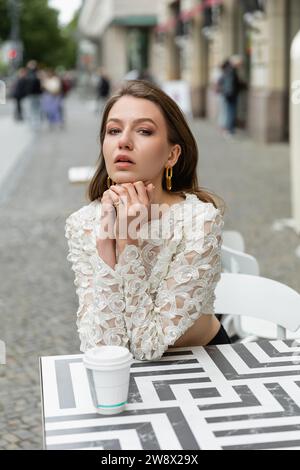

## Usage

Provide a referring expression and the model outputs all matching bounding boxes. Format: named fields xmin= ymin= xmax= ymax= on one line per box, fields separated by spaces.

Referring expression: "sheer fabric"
xmin=65 ymin=193 xmax=224 ymax=361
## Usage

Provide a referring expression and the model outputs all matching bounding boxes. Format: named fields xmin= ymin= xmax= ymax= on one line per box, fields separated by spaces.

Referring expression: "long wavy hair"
xmin=88 ymin=79 xmax=226 ymax=214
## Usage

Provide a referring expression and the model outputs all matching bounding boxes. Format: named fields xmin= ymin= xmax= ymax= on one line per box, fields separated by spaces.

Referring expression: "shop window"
xmin=241 ymin=0 xmax=266 ymax=13
xmin=203 ymin=6 xmax=213 ymax=28
xmin=202 ymin=4 xmax=222 ymax=40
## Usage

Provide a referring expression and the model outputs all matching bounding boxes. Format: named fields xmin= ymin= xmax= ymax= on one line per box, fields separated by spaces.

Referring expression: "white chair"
xmin=220 ymin=245 xmax=260 ymax=338
xmin=221 ymin=246 xmax=300 ymax=340
xmin=215 ymin=273 xmax=300 ymax=340
xmin=221 ymin=245 xmax=259 ymax=276
xmin=222 ymin=230 xmax=245 ymax=252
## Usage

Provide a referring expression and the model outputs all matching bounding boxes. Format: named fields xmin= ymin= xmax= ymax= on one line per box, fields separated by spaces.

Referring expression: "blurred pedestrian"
xmin=61 ymin=71 xmax=74 ymax=98
xmin=214 ymin=60 xmax=231 ymax=133
xmin=95 ymin=67 xmax=111 ymax=115
xmin=23 ymin=60 xmax=42 ymax=131
xmin=11 ymin=68 xmax=27 ymax=121
xmin=219 ymin=55 xmax=245 ymax=135
xmin=58 ymin=71 xmax=74 ymax=127
xmin=41 ymin=69 xmax=64 ymax=130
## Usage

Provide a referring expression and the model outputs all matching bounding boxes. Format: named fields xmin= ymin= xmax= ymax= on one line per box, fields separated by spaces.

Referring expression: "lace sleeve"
xmin=65 ymin=213 xmax=129 ymax=352
xmin=115 ymin=204 xmax=223 ymax=361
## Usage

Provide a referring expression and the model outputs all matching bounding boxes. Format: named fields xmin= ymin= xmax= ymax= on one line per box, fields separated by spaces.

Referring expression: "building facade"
xmin=153 ymin=0 xmax=300 ymax=143
xmin=79 ymin=0 xmax=300 ymax=143
xmin=78 ymin=0 xmax=159 ymax=87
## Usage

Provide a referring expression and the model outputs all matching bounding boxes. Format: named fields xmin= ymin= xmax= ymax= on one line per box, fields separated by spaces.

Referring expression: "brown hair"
xmin=88 ymin=79 xmax=226 ymax=215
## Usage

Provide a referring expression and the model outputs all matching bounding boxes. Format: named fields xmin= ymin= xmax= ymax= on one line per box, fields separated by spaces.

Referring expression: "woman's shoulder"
xmin=177 ymin=192 xmax=222 ymax=221
xmin=65 ymin=199 xmax=101 ymax=231
xmin=178 ymin=193 xmax=224 ymax=244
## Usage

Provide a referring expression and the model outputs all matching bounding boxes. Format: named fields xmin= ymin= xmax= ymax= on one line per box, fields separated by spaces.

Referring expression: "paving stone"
xmin=19 ymin=440 xmax=39 ymax=450
xmin=13 ymin=429 xmax=34 ymax=440
xmin=3 ymin=433 xmax=19 ymax=444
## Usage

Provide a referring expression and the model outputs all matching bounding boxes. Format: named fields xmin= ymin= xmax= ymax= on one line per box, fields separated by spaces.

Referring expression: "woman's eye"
xmin=106 ymin=128 xmax=152 ymax=135
xmin=139 ymin=129 xmax=152 ymax=135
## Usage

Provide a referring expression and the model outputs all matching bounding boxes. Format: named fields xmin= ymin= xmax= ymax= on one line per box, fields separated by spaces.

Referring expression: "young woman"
xmin=65 ymin=80 xmax=230 ymax=361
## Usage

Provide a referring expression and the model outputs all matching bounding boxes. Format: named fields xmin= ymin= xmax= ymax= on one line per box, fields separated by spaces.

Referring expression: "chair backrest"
xmin=215 ymin=273 xmax=300 ymax=338
xmin=221 ymin=245 xmax=260 ymax=276
xmin=222 ymin=230 xmax=245 ymax=252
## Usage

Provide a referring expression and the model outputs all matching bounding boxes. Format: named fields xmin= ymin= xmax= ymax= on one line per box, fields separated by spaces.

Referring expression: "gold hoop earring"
xmin=165 ymin=167 xmax=173 ymax=191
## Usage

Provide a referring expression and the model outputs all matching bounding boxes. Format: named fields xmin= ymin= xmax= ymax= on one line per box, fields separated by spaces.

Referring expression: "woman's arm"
xmin=114 ymin=203 xmax=224 ymax=361
xmin=65 ymin=212 xmax=129 ymax=352
xmin=96 ymin=233 xmax=117 ymax=270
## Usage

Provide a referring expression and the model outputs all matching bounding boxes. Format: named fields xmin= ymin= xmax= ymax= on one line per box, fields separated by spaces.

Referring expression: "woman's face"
xmin=103 ymin=95 xmax=178 ymax=187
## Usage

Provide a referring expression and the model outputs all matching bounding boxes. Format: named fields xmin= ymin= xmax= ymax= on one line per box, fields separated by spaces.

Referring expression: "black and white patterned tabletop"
xmin=39 ymin=340 xmax=300 ymax=450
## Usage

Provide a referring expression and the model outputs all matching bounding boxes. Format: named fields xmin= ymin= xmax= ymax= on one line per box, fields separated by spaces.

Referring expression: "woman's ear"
xmin=167 ymin=144 xmax=181 ymax=166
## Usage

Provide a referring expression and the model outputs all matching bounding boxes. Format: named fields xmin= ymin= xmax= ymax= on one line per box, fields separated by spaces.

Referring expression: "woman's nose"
xmin=117 ymin=130 xmax=133 ymax=149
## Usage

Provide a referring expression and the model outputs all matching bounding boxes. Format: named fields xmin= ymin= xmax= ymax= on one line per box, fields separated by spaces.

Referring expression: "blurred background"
xmin=0 ymin=0 xmax=300 ymax=450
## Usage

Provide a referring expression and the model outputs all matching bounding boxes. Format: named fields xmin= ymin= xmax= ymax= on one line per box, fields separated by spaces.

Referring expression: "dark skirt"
xmin=207 ymin=324 xmax=231 ymax=345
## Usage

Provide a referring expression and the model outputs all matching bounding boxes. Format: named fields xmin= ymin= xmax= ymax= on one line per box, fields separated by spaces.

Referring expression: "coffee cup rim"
xmin=83 ymin=345 xmax=133 ymax=369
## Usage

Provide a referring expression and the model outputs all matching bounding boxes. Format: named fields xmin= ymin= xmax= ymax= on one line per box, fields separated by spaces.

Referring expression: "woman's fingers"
xmin=133 ymin=181 xmax=150 ymax=205
xmin=101 ymin=190 xmax=117 ymax=215
xmin=109 ymin=181 xmax=155 ymax=218
xmin=107 ymin=188 xmax=120 ymax=206
xmin=109 ymin=184 xmax=128 ymax=206
xmin=122 ymin=183 xmax=139 ymax=204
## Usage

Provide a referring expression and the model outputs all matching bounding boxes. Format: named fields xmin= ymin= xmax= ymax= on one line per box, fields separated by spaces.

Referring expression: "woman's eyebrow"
xmin=107 ymin=118 xmax=157 ymax=127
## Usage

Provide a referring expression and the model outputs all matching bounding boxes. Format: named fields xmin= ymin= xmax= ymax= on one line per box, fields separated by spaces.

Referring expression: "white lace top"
xmin=65 ymin=192 xmax=224 ymax=361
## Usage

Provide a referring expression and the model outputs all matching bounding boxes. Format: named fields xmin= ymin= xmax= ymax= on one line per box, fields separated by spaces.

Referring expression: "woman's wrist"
xmin=96 ymin=237 xmax=116 ymax=269
xmin=99 ymin=213 xmax=116 ymax=240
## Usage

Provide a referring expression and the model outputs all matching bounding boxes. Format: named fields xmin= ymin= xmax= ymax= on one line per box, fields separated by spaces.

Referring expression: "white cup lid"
xmin=83 ymin=345 xmax=133 ymax=368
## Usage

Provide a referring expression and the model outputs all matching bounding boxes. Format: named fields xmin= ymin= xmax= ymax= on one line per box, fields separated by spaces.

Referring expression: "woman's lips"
xmin=114 ymin=162 xmax=135 ymax=168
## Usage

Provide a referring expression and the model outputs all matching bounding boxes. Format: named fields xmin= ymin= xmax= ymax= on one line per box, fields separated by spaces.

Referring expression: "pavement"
xmin=0 ymin=93 xmax=299 ymax=449
xmin=0 ymin=114 xmax=33 ymax=204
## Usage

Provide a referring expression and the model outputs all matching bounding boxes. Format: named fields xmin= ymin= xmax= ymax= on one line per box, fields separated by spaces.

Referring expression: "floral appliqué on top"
xmin=65 ymin=192 xmax=224 ymax=361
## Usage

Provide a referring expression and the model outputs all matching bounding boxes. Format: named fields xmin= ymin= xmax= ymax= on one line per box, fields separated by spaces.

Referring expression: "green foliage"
xmin=0 ymin=60 xmax=9 ymax=75
xmin=0 ymin=0 xmax=10 ymax=40
xmin=54 ymin=9 xmax=79 ymax=70
xmin=0 ymin=0 xmax=79 ymax=69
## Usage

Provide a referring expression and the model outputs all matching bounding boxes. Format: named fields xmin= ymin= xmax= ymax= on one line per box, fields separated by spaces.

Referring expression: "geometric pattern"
xmin=40 ymin=339 xmax=300 ymax=450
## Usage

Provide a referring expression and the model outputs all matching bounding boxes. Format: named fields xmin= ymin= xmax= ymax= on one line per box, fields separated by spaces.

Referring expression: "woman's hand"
xmin=108 ymin=181 xmax=155 ymax=247
xmin=100 ymin=188 xmax=117 ymax=216
xmin=98 ymin=188 xmax=117 ymax=242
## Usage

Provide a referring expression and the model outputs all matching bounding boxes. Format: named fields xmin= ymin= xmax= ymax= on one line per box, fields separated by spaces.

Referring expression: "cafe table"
xmin=39 ymin=339 xmax=300 ymax=450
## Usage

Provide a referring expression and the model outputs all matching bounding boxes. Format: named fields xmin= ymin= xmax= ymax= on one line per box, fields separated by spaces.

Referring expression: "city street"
xmin=0 ymin=93 xmax=299 ymax=449
xmin=0 ymin=100 xmax=33 ymax=203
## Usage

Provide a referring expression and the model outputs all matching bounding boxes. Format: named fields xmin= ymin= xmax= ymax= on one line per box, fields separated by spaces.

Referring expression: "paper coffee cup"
xmin=83 ymin=345 xmax=133 ymax=415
